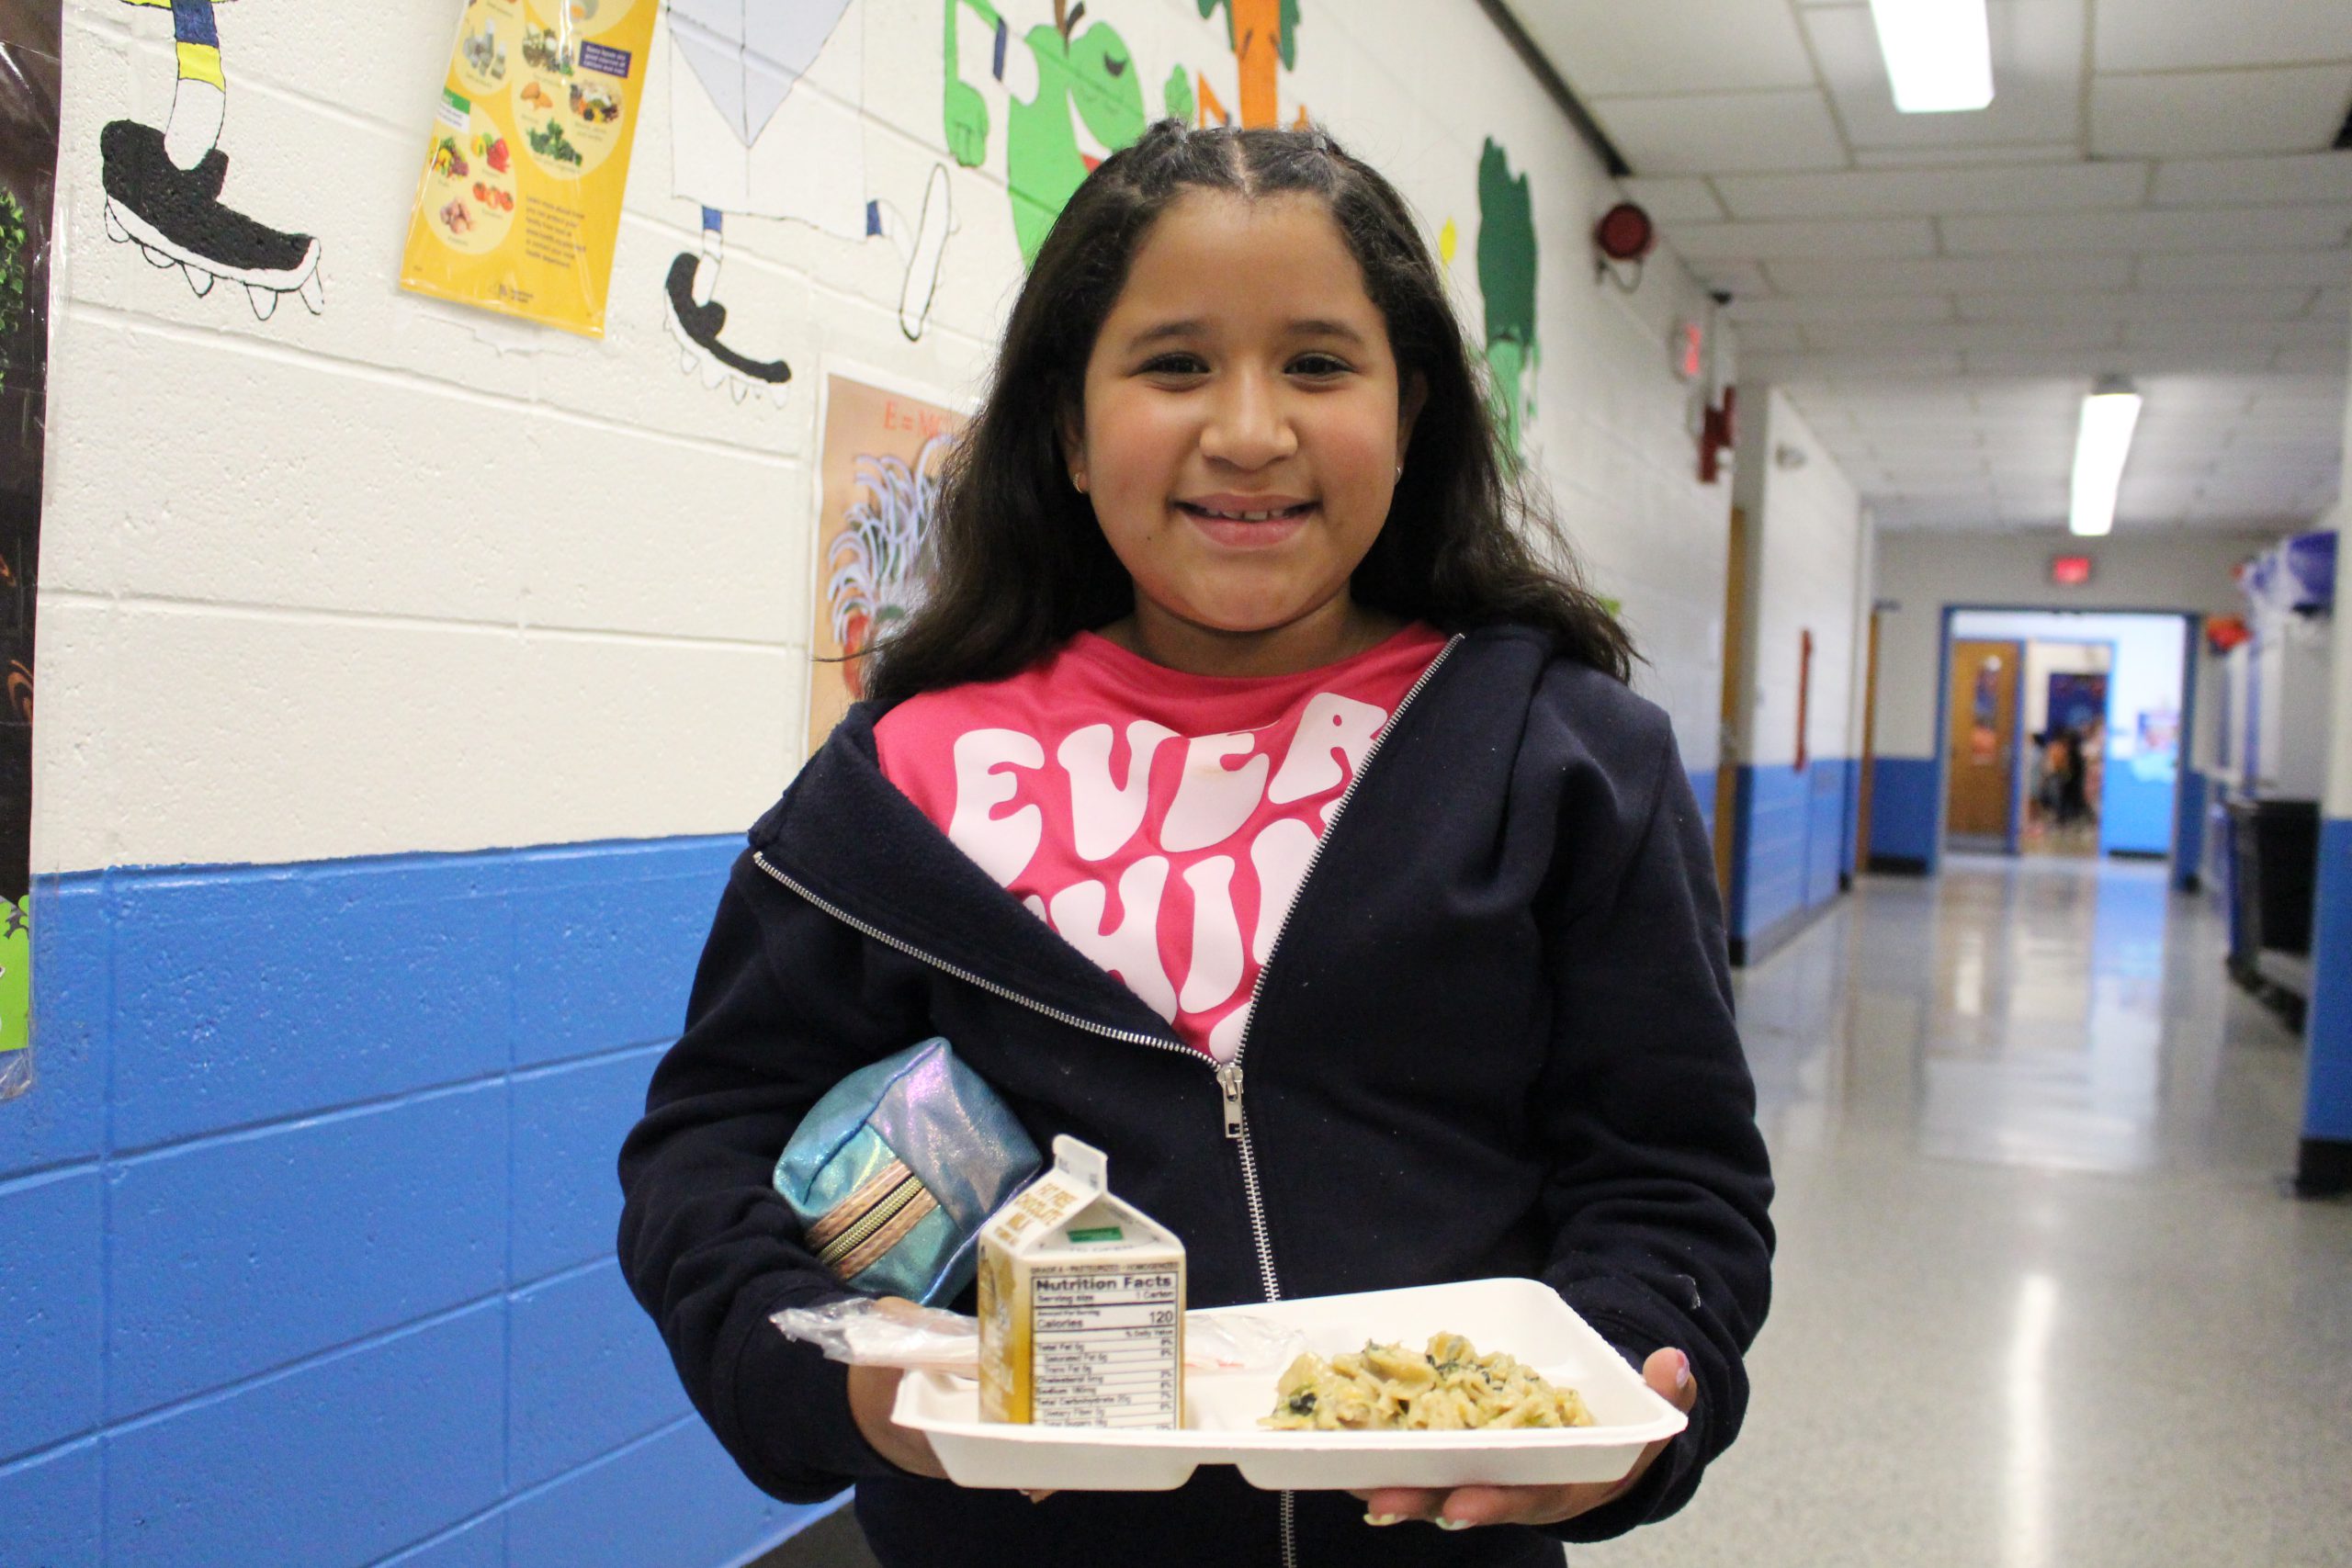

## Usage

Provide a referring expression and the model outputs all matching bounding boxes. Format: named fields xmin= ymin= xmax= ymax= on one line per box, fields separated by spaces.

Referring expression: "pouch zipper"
xmin=756 ymin=633 xmax=1460 ymax=1568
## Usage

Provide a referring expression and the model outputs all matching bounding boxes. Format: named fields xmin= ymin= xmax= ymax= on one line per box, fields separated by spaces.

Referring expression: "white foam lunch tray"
xmin=893 ymin=1276 xmax=1687 ymax=1492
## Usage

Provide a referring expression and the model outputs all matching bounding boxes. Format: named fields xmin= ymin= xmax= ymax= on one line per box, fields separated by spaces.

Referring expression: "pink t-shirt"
xmin=874 ymin=625 xmax=1450 ymax=1060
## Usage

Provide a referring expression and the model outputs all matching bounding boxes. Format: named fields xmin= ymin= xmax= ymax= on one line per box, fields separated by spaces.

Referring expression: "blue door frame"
xmin=1931 ymin=606 xmax=2201 ymax=875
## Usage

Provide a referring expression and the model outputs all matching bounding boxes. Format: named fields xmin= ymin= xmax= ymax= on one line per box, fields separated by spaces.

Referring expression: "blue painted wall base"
xmin=2298 ymin=818 xmax=2352 ymax=1197
xmin=1727 ymin=759 xmax=1856 ymax=966
xmin=1867 ymin=756 xmax=1939 ymax=873
xmin=0 ymin=837 xmax=838 ymax=1568
xmin=2175 ymin=771 xmax=2207 ymax=891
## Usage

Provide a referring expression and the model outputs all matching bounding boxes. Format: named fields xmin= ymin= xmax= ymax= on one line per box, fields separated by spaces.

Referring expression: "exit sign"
xmin=2052 ymin=554 xmax=2094 ymax=586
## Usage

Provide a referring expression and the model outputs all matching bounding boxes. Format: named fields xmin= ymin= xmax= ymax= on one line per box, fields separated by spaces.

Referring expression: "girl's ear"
xmin=1397 ymin=370 xmax=1429 ymax=459
xmin=1059 ymin=404 xmax=1088 ymax=492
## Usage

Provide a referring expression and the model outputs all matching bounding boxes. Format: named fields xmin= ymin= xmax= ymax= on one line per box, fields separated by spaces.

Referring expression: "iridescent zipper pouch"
xmin=774 ymin=1037 xmax=1042 ymax=1307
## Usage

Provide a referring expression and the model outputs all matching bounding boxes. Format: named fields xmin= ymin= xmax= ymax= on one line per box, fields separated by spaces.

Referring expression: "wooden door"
xmin=1713 ymin=505 xmax=1750 ymax=897
xmin=1945 ymin=639 xmax=2021 ymax=841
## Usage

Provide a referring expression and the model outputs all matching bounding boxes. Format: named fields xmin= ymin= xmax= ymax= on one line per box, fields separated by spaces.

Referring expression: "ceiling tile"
xmin=2246 ymin=375 xmax=2352 ymax=405
xmin=1685 ymin=261 xmax=1777 ymax=304
xmin=2123 ymin=319 xmax=2341 ymax=350
xmin=2091 ymin=1 xmax=2352 ymax=73
xmin=2270 ymin=344 xmax=2352 ymax=373
xmin=1741 ymin=350 xmax=1968 ymax=380
xmin=2152 ymin=152 xmax=2352 ymax=207
xmin=1940 ymin=205 xmax=2352 ymax=254
xmin=1618 ymin=176 xmax=1729 ymax=222
xmin=1803 ymin=0 xmax=2086 ymax=152
xmin=1853 ymin=144 xmax=2081 ymax=169
xmin=1589 ymin=91 xmax=1848 ymax=175
xmin=1804 ymin=320 xmax=2124 ymax=353
xmin=1668 ymin=218 xmax=1939 ymax=260
xmin=1713 ymin=162 xmax=2149 ymax=220
xmin=1857 ymin=449 xmax=1995 ymax=477
xmin=2090 ymin=68 xmax=2352 ymax=158
xmin=1964 ymin=345 xmax=2284 ymax=376
xmin=2138 ymin=251 xmax=2352 ymax=289
xmin=1956 ymin=289 xmax=2320 ymax=321
xmin=1728 ymin=294 xmax=1959 ymax=324
xmin=1506 ymin=0 xmax=1818 ymax=96
xmin=1768 ymin=254 xmax=2139 ymax=295
xmin=1735 ymin=322 xmax=1805 ymax=354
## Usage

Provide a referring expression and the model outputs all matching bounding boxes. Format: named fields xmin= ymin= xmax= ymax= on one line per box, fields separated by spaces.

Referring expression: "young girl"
xmin=619 ymin=122 xmax=1772 ymax=1568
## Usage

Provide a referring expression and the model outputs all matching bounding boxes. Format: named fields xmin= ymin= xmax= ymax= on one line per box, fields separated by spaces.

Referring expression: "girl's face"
xmin=1066 ymin=189 xmax=1422 ymax=667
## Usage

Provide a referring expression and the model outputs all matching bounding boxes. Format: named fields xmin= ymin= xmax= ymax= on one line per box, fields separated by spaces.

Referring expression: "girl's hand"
xmin=846 ymin=1362 xmax=950 ymax=1480
xmin=1350 ymin=1348 xmax=1694 ymax=1531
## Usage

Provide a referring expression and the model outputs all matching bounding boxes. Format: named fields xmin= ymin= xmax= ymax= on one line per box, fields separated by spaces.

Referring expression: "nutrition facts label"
xmin=1029 ymin=1264 xmax=1182 ymax=1428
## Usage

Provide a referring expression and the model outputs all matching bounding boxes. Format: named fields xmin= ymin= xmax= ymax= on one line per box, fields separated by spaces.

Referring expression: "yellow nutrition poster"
xmin=399 ymin=0 xmax=656 ymax=335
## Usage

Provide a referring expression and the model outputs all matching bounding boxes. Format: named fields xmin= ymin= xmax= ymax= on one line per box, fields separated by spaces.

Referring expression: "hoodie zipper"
xmin=1219 ymin=634 xmax=1460 ymax=1307
xmin=756 ymin=632 xmax=1459 ymax=1568
xmin=750 ymin=850 xmax=1198 ymax=1062
xmin=1226 ymin=634 xmax=1457 ymax=1568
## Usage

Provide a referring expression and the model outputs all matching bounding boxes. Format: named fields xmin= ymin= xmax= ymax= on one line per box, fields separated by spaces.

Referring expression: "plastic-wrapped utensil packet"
xmin=773 ymin=1296 xmax=1306 ymax=1377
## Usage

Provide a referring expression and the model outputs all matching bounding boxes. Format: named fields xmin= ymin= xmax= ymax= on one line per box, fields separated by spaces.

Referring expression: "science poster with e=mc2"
xmin=808 ymin=374 xmax=967 ymax=756
xmin=399 ymin=0 xmax=658 ymax=334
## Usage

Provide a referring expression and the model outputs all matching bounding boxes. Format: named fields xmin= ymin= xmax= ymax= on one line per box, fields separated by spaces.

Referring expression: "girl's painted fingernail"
xmin=1437 ymin=1517 xmax=1473 ymax=1531
xmin=1674 ymin=1350 xmax=1692 ymax=1390
xmin=1364 ymin=1513 xmax=1402 ymax=1528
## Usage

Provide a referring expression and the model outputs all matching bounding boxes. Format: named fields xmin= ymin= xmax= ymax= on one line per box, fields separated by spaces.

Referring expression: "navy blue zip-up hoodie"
xmin=617 ymin=626 xmax=1774 ymax=1568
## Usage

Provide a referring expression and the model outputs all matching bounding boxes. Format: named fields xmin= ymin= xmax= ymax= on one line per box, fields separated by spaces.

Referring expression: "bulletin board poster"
xmin=807 ymin=376 xmax=966 ymax=756
xmin=0 ymin=3 xmax=61 ymax=1086
xmin=398 ymin=0 xmax=658 ymax=336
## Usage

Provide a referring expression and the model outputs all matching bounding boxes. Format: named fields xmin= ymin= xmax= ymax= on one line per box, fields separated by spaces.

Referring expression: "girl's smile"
xmin=1178 ymin=491 xmax=1316 ymax=546
xmin=1065 ymin=188 xmax=1423 ymax=676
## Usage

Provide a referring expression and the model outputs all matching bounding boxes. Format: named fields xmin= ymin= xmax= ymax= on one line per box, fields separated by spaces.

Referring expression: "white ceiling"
xmin=1505 ymin=0 xmax=2352 ymax=533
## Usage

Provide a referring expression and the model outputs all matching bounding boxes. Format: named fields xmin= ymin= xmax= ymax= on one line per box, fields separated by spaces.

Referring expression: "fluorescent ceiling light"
xmin=2069 ymin=378 xmax=2142 ymax=538
xmin=1867 ymin=0 xmax=1995 ymax=113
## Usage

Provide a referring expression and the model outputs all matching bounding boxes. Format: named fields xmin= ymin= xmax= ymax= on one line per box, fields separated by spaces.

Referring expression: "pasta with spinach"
xmin=1261 ymin=1332 xmax=1596 ymax=1432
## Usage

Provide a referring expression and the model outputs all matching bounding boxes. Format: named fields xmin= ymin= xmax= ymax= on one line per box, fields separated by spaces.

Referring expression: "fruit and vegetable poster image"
xmin=399 ymin=0 xmax=659 ymax=335
xmin=808 ymin=375 xmax=965 ymax=754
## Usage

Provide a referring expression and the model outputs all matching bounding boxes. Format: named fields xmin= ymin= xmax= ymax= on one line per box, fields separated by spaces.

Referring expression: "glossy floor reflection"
xmin=1581 ymin=854 xmax=2352 ymax=1568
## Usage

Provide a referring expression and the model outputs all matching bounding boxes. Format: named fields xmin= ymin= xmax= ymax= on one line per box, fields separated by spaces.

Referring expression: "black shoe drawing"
xmin=99 ymin=119 xmax=323 ymax=320
xmin=663 ymin=251 xmax=791 ymax=405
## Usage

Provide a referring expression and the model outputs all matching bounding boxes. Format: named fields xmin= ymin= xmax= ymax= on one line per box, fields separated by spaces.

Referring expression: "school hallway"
xmin=10 ymin=2 xmax=2352 ymax=1562
xmin=1582 ymin=855 xmax=2352 ymax=1568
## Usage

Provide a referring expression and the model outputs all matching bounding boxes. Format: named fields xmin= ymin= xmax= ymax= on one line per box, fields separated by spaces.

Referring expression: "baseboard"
xmin=1866 ymin=854 xmax=1930 ymax=876
xmin=1730 ymin=892 xmax=1842 ymax=968
xmin=2291 ymin=1138 xmax=2352 ymax=1201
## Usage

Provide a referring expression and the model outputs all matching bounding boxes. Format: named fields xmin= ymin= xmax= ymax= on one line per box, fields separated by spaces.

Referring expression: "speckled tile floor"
xmin=1577 ymin=854 xmax=2352 ymax=1568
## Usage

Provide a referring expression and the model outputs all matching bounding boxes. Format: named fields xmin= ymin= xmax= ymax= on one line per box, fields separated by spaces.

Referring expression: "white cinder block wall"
xmin=1720 ymin=386 xmax=1871 ymax=955
xmin=1745 ymin=389 xmax=1868 ymax=773
xmin=6 ymin=3 xmax=1762 ymax=1566
xmin=37 ymin=0 xmax=1741 ymax=873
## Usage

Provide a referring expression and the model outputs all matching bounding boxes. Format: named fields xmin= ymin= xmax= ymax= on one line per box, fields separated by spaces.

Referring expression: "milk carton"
xmin=978 ymin=1136 xmax=1185 ymax=1428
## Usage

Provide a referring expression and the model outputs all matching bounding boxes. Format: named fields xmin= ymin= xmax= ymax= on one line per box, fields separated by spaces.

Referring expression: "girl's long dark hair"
xmin=863 ymin=120 xmax=1634 ymax=706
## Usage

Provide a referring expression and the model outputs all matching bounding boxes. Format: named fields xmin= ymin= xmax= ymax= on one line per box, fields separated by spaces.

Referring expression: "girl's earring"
xmin=1072 ymin=474 xmax=1088 ymax=493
